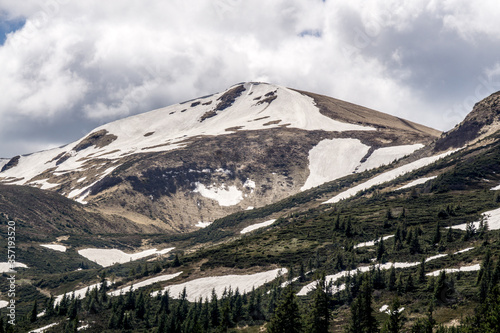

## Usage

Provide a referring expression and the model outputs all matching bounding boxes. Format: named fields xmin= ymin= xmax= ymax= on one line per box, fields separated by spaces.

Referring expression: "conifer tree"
xmin=306 ymin=276 xmax=330 ymax=333
xmin=346 ymin=276 xmax=379 ymax=333
xmin=29 ymin=299 xmax=38 ymax=323
xmin=382 ymin=297 xmax=404 ymax=333
xmin=268 ymin=286 xmax=303 ymax=333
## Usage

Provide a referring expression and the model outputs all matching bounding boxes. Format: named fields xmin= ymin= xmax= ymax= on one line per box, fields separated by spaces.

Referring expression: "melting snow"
xmin=301 ymin=139 xmax=370 ymax=191
xmin=354 ymin=235 xmax=395 ymax=249
xmin=240 ymin=219 xmax=276 ymax=234
xmin=29 ymin=322 xmax=60 ymax=333
xmin=454 ymin=247 xmax=474 ymax=254
xmin=151 ymin=268 xmax=286 ymax=302
xmin=426 ymin=264 xmax=481 ymax=277
xmin=0 ymin=262 xmax=28 ymax=273
xmin=323 ymin=150 xmax=457 ymax=204
xmin=40 ymin=244 xmax=67 ymax=252
xmin=55 ymin=281 xmax=109 ymax=306
xmin=452 ymin=207 xmax=500 ymax=231
xmin=108 ymin=272 xmax=183 ymax=296
xmin=302 ymin=142 xmax=425 ymax=191
xmin=397 ymin=176 xmax=437 ymax=190
xmin=356 ymin=144 xmax=424 ymax=173
xmin=78 ymin=248 xmax=174 ymax=267
xmin=193 ymin=182 xmax=243 ymax=206
xmin=195 ymin=221 xmax=213 ymax=228
xmin=298 ymin=247 xmax=471 ymax=296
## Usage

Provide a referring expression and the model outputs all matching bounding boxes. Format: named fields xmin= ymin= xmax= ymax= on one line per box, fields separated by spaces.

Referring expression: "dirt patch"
xmin=200 ymin=110 xmax=218 ymax=122
xmin=263 ymin=120 xmax=281 ymax=126
xmin=225 ymin=126 xmax=244 ymax=132
xmin=215 ymin=84 xmax=246 ymax=111
xmin=1 ymin=155 xmax=20 ymax=172
xmin=74 ymin=130 xmax=118 ymax=152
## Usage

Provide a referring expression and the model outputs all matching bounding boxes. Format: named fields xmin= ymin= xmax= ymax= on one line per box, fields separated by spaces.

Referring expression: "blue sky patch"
xmin=0 ymin=18 xmax=26 ymax=45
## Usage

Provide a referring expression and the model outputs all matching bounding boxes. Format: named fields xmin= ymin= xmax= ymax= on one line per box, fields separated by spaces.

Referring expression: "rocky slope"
xmin=0 ymin=82 xmax=440 ymax=232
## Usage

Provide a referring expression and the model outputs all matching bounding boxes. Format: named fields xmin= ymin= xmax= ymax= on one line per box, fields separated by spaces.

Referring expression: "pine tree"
xmin=377 ymin=237 xmax=385 ymax=262
xmin=382 ymin=297 xmax=404 ymax=333
xmin=210 ymin=289 xmax=220 ymax=327
xmin=346 ymin=276 xmax=379 ymax=333
xmin=432 ymin=221 xmax=441 ymax=244
xmin=446 ymin=226 xmax=454 ymax=243
xmin=417 ymin=257 xmax=427 ymax=284
xmin=29 ymin=299 xmax=38 ymax=323
xmin=268 ymin=286 xmax=303 ymax=333
xmin=299 ymin=262 xmax=306 ymax=282
xmin=388 ymin=266 xmax=397 ymax=291
xmin=306 ymin=276 xmax=330 ymax=333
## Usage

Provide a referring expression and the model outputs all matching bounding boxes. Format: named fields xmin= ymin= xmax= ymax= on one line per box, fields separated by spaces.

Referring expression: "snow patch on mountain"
xmin=301 ymin=139 xmax=369 ymax=191
xmin=78 ymin=248 xmax=174 ymax=267
xmin=240 ymin=219 xmax=277 ymax=234
xmin=323 ymin=150 xmax=457 ymax=204
xmin=452 ymin=207 xmax=500 ymax=231
xmin=301 ymin=140 xmax=424 ymax=191
xmin=0 ymin=262 xmax=28 ymax=273
xmin=426 ymin=264 xmax=481 ymax=277
xmin=193 ymin=182 xmax=243 ymax=206
xmin=108 ymin=272 xmax=183 ymax=297
xmin=397 ymin=176 xmax=437 ymax=190
xmin=151 ymin=268 xmax=286 ymax=302
xmin=356 ymin=144 xmax=424 ymax=173
xmin=195 ymin=221 xmax=213 ymax=228
xmin=40 ymin=244 xmax=67 ymax=252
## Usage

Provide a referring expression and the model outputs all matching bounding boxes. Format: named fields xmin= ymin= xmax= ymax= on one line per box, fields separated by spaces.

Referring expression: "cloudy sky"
xmin=0 ymin=0 xmax=499 ymax=158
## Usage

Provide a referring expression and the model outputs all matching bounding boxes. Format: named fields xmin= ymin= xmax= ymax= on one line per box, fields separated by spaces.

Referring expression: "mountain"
xmin=4 ymin=86 xmax=500 ymax=332
xmin=434 ymin=91 xmax=500 ymax=151
xmin=0 ymin=82 xmax=440 ymax=233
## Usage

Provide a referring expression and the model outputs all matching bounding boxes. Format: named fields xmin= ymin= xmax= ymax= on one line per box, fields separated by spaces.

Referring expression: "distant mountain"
xmin=0 ymin=82 xmax=440 ymax=232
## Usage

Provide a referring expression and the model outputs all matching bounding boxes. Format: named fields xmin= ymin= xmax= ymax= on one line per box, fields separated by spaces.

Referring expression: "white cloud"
xmin=0 ymin=0 xmax=498 ymax=157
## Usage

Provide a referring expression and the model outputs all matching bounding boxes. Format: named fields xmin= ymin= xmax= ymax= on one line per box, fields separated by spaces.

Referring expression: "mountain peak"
xmin=435 ymin=91 xmax=500 ymax=151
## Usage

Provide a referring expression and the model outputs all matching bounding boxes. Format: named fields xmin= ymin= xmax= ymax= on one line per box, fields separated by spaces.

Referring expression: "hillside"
xmin=2 ymin=86 xmax=500 ymax=332
xmin=0 ymin=82 xmax=440 ymax=233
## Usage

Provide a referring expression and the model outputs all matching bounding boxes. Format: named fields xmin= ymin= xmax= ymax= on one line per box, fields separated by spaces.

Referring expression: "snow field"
xmin=301 ymin=141 xmax=424 ymax=192
xmin=301 ymin=139 xmax=370 ymax=191
xmin=108 ymin=272 xmax=183 ymax=297
xmin=151 ymin=268 xmax=287 ymax=302
xmin=323 ymin=150 xmax=457 ymax=204
xmin=452 ymin=207 xmax=500 ymax=231
xmin=240 ymin=219 xmax=276 ymax=234
xmin=40 ymin=244 xmax=67 ymax=252
xmin=78 ymin=247 xmax=174 ymax=267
